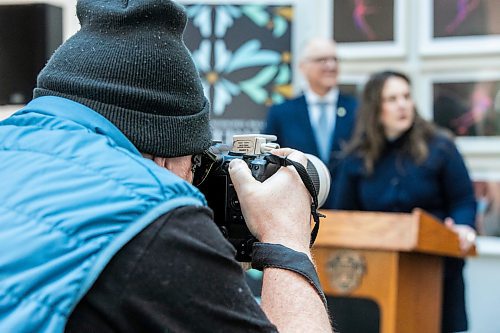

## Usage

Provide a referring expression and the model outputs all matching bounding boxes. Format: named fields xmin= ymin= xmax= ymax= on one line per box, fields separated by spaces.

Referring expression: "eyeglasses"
xmin=306 ymin=56 xmax=338 ymax=65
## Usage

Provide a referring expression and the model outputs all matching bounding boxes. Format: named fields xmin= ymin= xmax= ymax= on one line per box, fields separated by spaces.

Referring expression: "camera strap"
xmin=265 ymin=155 xmax=326 ymax=248
xmin=252 ymin=242 xmax=328 ymax=308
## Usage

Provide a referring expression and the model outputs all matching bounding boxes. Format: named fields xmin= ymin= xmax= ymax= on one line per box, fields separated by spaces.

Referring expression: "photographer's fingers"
xmin=270 ymin=148 xmax=308 ymax=167
xmin=228 ymin=159 xmax=266 ymax=240
xmin=268 ymin=148 xmax=310 ymax=202
xmin=228 ymin=148 xmax=312 ymax=254
xmin=228 ymin=159 xmax=259 ymax=194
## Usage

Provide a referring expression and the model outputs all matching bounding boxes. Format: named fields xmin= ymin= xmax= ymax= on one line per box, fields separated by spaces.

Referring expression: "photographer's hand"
xmin=228 ymin=148 xmax=311 ymax=254
xmin=229 ymin=148 xmax=332 ymax=333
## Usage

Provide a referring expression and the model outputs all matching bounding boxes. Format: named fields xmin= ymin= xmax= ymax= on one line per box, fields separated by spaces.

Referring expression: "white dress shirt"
xmin=304 ymin=88 xmax=339 ymax=162
xmin=304 ymin=88 xmax=339 ymax=136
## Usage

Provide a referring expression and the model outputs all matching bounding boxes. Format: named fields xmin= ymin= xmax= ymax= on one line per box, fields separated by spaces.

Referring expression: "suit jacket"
xmin=263 ymin=93 xmax=358 ymax=208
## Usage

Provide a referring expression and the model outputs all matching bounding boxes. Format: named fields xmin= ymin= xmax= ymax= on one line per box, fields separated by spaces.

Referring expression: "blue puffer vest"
xmin=0 ymin=96 xmax=207 ymax=332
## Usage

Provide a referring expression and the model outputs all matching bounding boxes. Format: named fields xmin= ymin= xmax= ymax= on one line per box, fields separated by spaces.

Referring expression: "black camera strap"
xmin=265 ymin=155 xmax=326 ymax=248
xmin=252 ymin=242 xmax=327 ymax=308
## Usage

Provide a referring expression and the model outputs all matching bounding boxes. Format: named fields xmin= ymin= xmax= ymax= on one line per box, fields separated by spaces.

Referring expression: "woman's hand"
xmin=444 ymin=217 xmax=477 ymax=254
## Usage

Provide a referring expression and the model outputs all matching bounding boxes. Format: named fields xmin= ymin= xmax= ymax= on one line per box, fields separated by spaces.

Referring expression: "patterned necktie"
xmin=316 ymin=102 xmax=331 ymax=163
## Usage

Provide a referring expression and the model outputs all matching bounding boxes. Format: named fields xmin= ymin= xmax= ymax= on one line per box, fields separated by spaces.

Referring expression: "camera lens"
xmin=304 ymin=154 xmax=331 ymax=208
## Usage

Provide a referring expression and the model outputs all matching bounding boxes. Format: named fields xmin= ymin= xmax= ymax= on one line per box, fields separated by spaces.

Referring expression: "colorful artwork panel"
xmin=182 ymin=4 xmax=293 ymax=141
xmin=433 ymin=80 xmax=500 ymax=136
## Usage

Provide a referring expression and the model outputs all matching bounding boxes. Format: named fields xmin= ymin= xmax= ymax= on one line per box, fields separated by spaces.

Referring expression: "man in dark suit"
xmin=263 ymin=37 xmax=358 ymax=208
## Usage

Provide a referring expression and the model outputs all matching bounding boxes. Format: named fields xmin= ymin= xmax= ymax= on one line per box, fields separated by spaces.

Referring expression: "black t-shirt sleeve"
xmin=66 ymin=206 xmax=277 ymax=333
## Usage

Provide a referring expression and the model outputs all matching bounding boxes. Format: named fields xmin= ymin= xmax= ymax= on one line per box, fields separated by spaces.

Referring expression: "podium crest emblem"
xmin=326 ymin=250 xmax=366 ymax=294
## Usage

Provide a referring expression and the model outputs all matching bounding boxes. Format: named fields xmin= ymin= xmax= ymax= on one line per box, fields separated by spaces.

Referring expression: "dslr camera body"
xmin=193 ymin=134 xmax=330 ymax=262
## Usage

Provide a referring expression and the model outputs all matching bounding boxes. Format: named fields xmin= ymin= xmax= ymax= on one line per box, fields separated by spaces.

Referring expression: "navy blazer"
xmin=263 ymin=93 xmax=358 ymax=208
xmin=332 ymin=132 xmax=476 ymax=333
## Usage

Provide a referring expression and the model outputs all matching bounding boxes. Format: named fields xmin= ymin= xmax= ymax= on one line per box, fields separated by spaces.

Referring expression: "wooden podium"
xmin=312 ymin=209 xmax=475 ymax=333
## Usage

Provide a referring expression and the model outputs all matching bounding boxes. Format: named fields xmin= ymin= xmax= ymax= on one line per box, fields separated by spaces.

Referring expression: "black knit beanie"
xmin=33 ymin=0 xmax=211 ymax=157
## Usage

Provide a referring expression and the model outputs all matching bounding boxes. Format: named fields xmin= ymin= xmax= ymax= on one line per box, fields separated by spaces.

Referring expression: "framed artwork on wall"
xmin=421 ymin=71 xmax=500 ymax=183
xmin=474 ymin=180 xmax=500 ymax=236
xmin=429 ymin=73 xmax=500 ymax=137
xmin=332 ymin=0 xmax=406 ymax=59
xmin=419 ymin=0 xmax=500 ymax=55
xmin=179 ymin=0 xmax=295 ymax=142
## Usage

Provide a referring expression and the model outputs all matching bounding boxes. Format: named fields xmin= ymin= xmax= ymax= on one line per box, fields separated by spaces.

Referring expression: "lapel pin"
xmin=337 ymin=107 xmax=346 ymax=117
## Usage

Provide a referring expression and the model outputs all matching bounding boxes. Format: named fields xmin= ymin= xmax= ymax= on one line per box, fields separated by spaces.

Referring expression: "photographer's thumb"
xmin=228 ymin=159 xmax=259 ymax=194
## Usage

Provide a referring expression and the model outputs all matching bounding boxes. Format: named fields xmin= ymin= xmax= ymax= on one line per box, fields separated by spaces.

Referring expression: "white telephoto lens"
xmin=304 ymin=154 xmax=331 ymax=208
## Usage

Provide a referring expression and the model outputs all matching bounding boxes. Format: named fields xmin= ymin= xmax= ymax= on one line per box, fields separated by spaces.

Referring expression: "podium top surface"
xmin=314 ymin=209 xmax=476 ymax=257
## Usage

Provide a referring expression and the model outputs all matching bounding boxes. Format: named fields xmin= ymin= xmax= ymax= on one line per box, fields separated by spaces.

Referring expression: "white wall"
xmin=464 ymin=237 xmax=500 ymax=333
xmin=300 ymin=0 xmax=500 ymax=178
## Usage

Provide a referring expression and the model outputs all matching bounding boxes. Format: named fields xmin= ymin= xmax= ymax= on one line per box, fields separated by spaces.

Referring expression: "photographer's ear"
xmin=143 ymin=154 xmax=194 ymax=183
